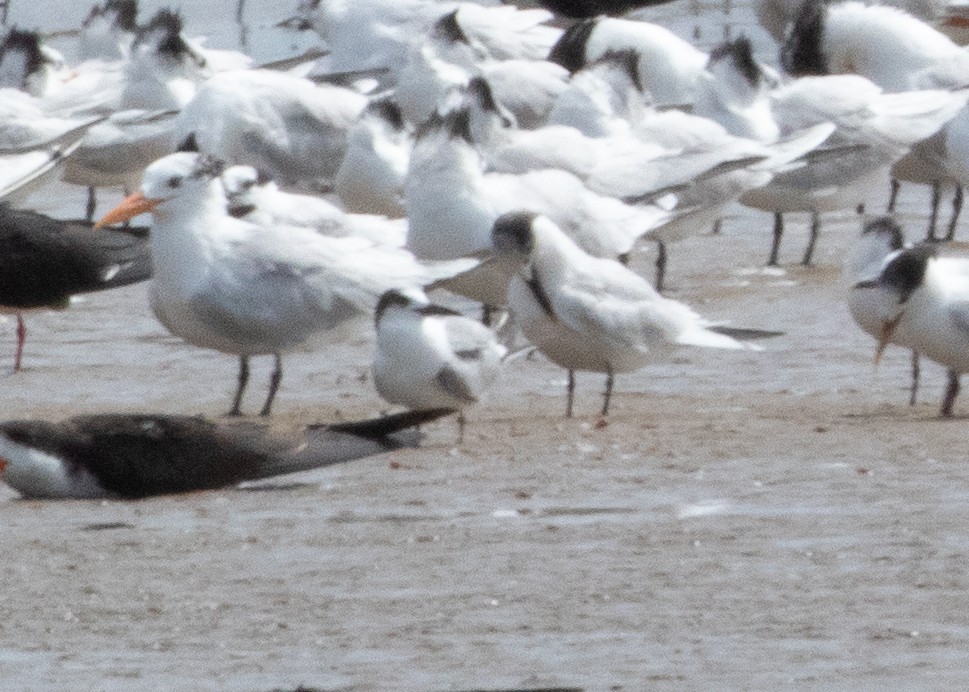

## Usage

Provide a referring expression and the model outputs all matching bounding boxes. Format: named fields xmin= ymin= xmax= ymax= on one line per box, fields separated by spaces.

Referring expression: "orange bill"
xmin=94 ymin=192 xmax=162 ymax=229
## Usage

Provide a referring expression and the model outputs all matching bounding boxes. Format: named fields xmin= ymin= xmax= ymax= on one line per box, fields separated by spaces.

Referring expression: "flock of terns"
xmin=0 ymin=0 xmax=968 ymax=498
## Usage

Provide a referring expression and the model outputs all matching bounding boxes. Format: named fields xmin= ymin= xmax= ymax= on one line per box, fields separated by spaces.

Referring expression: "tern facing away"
xmin=97 ymin=152 xmax=476 ymax=417
xmin=492 ymin=211 xmax=777 ymax=417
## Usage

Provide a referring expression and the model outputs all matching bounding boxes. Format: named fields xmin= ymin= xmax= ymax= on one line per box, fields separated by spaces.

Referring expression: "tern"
xmin=851 ymin=216 xmax=969 ymax=416
xmin=373 ymin=287 xmax=507 ymax=438
xmin=220 ymin=164 xmax=408 ymax=248
xmin=697 ymin=37 xmax=966 ymax=265
xmin=845 ymin=215 xmax=922 ymax=405
xmin=492 ymin=211 xmax=773 ymax=417
xmin=548 ymin=16 xmax=708 ymax=106
xmin=96 ymin=151 xmax=476 ymax=417
xmin=405 ymin=106 xmax=674 ymax=308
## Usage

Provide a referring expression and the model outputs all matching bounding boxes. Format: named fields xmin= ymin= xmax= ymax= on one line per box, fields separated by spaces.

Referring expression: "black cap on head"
xmin=492 ymin=211 xmax=539 ymax=256
xmin=709 ymin=36 xmax=762 ymax=87
xmin=417 ymin=106 xmax=475 ymax=144
xmin=375 ymin=289 xmax=412 ymax=323
xmin=191 ymin=154 xmax=226 ymax=180
xmin=433 ymin=10 xmax=469 ymax=45
xmin=862 ymin=216 xmax=906 ymax=251
xmin=176 ymin=132 xmax=200 ymax=153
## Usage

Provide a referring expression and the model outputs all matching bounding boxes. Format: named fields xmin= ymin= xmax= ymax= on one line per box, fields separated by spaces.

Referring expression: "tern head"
xmin=466 ymin=77 xmax=517 ymax=131
xmin=367 ymin=96 xmax=407 ymax=133
xmin=96 ymin=152 xmax=227 ymax=227
xmin=708 ymin=37 xmax=767 ymax=92
xmin=221 ymin=165 xmax=275 ymax=218
xmin=133 ymin=9 xmax=207 ymax=71
xmin=847 ymin=216 xmax=909 ymax=286
xmin=492 ymin=211 xmax=540 ymax=260
xmin=861 ymin=216 xmax=906 ymax=251
xmin=375 ymin=288 xmax=431 ymax=324
xmin=83 ymin=0 xmax=138 ymax=32
xmin=432 ymin=10 xmax=470 ymax=46
xmin=416 ymin=106 xmax=475 ymax=145
xmin=548 ymin=17 xmax=597 ymax=73
xmin=0 ymin=28 xmax=59 ymax=96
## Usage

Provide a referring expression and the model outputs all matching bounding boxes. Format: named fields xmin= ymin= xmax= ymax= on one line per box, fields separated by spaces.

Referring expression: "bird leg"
xmin=801 ymin=212 xmax=821 ymax=266
xmin=887 ymin=178 xmax=900 ymax=212
xmin=768 ymin=212 xmax=783 ymax=266
xmin=941 ymin=369 xmax=960 ymax=418
xmin=601 ymin=369 xmax=614 ymax=417
xmin=654 ymin=240 xmax=667 ymax=293
xmin=457 ymin=410 xmax=466 ymax=444
xmin=946 ymin=185 xmax=963 ymax=242
xmin=260 ymin=353 xmax=283 ymax=416
xmin=566 ymin=369 xmax=575 ymax=418
xmin=85 ymin=187 xmax=97 ymax=223
xmin=909 ymin=351 xmax=920 ymax=406
xmin=230 ymin=355 xmax=250 ymax=416
xmin=927 ymin=181 xmax=941 ymax=241
xmin=13 ymin=314 xmax=25 ymax=372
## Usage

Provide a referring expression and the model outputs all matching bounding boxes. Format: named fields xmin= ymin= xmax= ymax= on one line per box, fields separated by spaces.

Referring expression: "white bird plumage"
xmin=373 ymin=287 xmax=507 ymax=436
xmin=97 ymin=152 xmax=476 ymax=416
xmin=492 ymin=211 xmax=763 ymax=417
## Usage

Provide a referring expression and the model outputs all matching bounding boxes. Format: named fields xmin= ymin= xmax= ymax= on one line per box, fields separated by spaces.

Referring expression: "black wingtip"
xmin=176 ymin=132 xmax=199 ymax=153
xmin=548 ymin=17 xmax=597 ymax=73
xmin=324 ymin=408 xmax=457 ymax=438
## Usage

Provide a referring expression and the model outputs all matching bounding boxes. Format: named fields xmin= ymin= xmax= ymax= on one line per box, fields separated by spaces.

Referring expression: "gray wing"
xmin=436 ymin=364 xmax=479 ymax=404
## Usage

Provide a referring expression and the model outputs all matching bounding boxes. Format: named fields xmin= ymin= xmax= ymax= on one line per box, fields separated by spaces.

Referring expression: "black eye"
xmin=167 ymin=176 xmax=181 ymax=189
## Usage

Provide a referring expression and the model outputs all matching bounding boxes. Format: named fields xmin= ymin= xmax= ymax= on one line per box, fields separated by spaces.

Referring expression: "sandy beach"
xmin=2 ymin=1 xmax=969 ymax=689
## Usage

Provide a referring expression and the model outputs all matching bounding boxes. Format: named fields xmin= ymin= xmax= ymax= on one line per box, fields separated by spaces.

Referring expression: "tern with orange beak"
xmin=97 ymin=151 xmax=477 ymax=416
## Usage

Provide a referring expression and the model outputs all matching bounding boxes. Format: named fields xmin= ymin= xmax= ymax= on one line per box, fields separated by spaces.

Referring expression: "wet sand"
xmin=3 ymin=1 xmax=969 ymax=690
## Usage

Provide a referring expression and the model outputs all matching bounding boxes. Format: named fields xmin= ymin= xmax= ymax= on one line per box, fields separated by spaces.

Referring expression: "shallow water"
xmin=2 ymin=1 xmax=969 ymax=690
